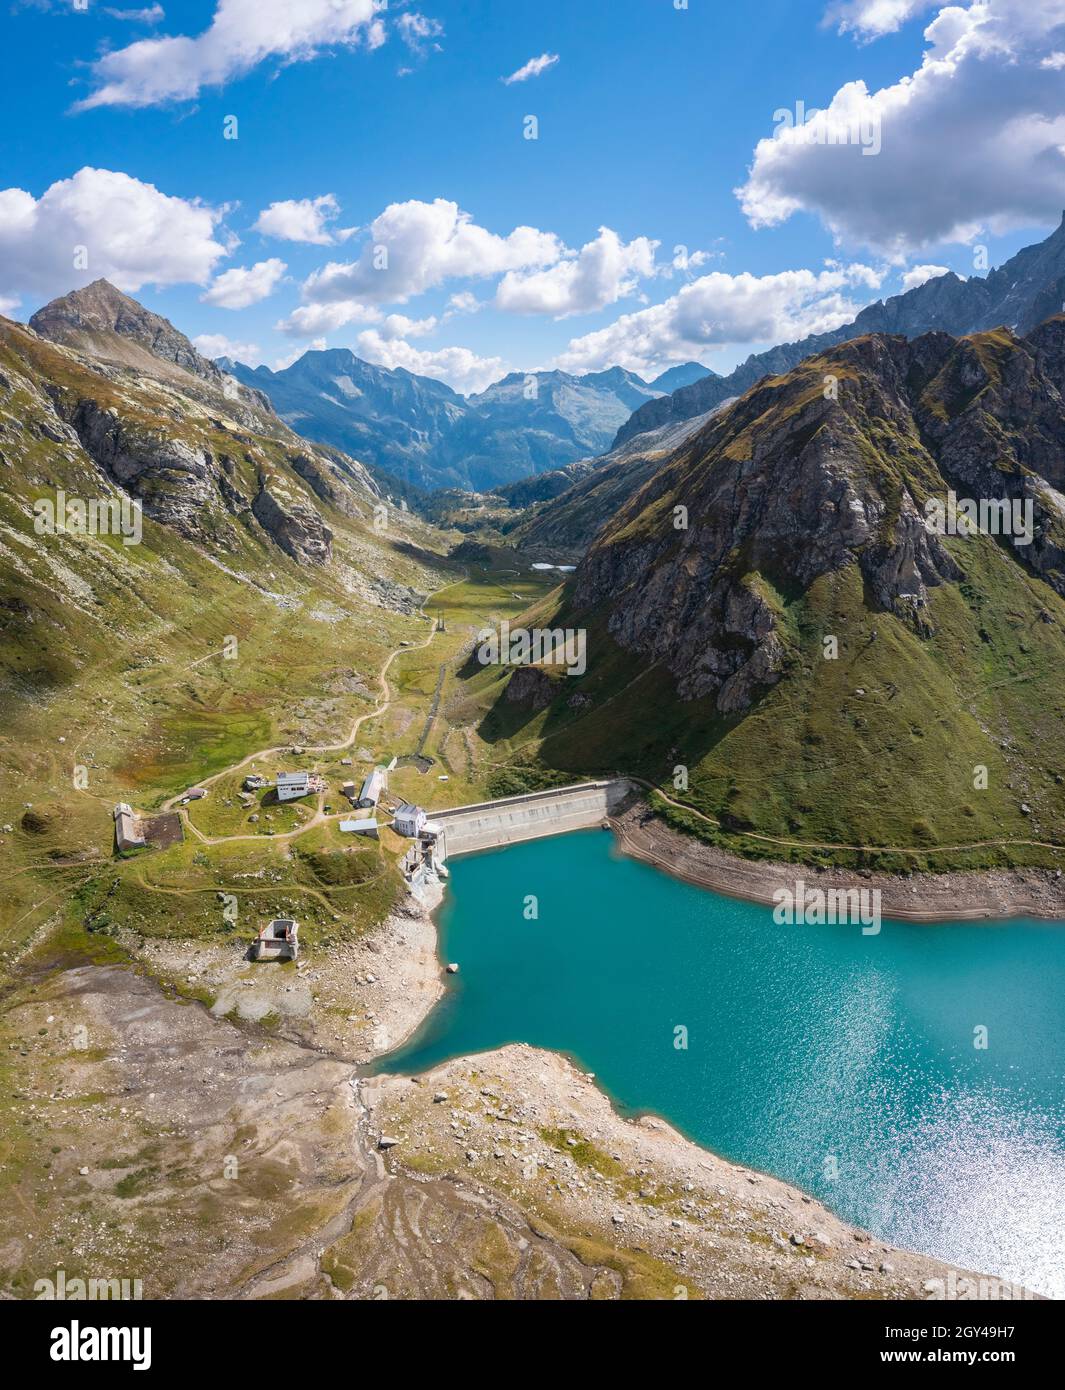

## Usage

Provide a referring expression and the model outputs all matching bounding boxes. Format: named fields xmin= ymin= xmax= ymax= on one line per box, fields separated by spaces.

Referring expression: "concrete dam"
xmin=428 ymin=780 xmax=633 ymax=860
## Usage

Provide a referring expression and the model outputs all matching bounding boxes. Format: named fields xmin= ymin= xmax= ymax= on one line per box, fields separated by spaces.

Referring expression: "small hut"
xmin=253 ymin=918 xmax=299 ymax=961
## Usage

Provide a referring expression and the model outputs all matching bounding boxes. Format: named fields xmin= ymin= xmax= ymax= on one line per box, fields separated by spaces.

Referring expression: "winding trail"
xmin=161 ymin=574 xmax=469 ymax=848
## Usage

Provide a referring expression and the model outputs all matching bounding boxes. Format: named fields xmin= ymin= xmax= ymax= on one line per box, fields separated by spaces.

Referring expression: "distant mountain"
xmin=227 ymin=349 xmax=468 ymax=491
xmin=648 ymin=361 xmax=714 ymax=393
xmin=226 ymin=352 xmax=667 ymax=492
xmin=614 ymin=214 xmax=1065 ymax=448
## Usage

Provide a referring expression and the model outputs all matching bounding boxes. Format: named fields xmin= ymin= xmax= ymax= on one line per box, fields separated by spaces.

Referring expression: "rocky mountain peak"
xmin=29 ymin=279 xmax=224 ymax=386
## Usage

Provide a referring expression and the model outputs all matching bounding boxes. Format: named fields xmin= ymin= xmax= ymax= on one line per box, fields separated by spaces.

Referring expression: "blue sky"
xmin=2 ymin=0 xmax=1064 ymax=391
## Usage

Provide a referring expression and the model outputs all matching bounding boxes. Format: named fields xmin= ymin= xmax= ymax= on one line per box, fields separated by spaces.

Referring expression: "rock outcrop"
xmin=573 ymin=323 xmax=1065 ymax=713
xmin=30 ymin=279 xmax=226 ymax=387
xmin=252 ymin=481 xmax=333 ymax=565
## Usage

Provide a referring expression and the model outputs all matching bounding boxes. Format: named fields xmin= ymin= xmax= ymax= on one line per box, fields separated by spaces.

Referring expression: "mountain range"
xmin=225 ymin=351 xmax=711 ymax=492
xmin=616 ymin=212 xmax=1065 ymax=448
xmin=7 ymin=243 xmax=1065 ymax=873
xmin=516 ymin=217 xmax=1065 ymax=556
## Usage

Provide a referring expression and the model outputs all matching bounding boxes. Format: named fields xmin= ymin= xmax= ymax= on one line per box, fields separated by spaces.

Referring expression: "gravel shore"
xmin=611 ymin=801 xmax=1065 ymax=922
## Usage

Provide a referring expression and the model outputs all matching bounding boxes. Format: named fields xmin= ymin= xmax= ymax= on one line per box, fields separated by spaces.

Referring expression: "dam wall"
xmin=429 ymin=779 xmax=632 ymax=859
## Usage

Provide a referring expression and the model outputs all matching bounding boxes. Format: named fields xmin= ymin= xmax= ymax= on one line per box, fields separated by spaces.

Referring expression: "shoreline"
xmin=611 ymin=800 xmax=1065 ymax=923
xmin=363 ymin=849 xmax=1042 ymax=1299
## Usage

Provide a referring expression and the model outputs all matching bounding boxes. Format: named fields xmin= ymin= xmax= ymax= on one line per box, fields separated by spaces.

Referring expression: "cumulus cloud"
xmin=495 ymin=228 xmax=659 ymax=317
xmin=201 ymin=257 xmax=286 ymax=309
xmin=355 ymin=328 xmax=506 ymax=393
xmin=900 ymin=262 xmax=951 ymax=289
xmin=253 ymin=195 xmax=353 ymax=246
xmin=737 ymin=0 xmax=1065 ymax=255
xmin=193 ymin=332 xmax=261 ymax=363
xmin=446 ymin=290 xmax=482 ymax=314
xmin=75 ymin=0 xmax=384 ymax=110
xmin=0 ymin=294 xmax=21 ymax=318
xmin=502 ymin=53 xmax=560 ymax=84
xmin=298 ymin=198 xmax=563 ymax=314
xmin=0 ymin=167 xmax=228 ymax=300
xmin=823 ymin=0 xmax=936 ymax=37
xmin=374 ymin=312 xmax=438 ymax=339
xmin=555 ymin=263 xmax=885 ymax=378
xmin=276 ymin=301 xmax=381 ymax=337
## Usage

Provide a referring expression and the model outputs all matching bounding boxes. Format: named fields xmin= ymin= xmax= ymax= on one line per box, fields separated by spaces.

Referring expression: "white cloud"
xmin=193 ymin=332 xmax=261 ymax=363
xmin=0 ymin=294 xmax=21 ymax=317
xmin=375 ymin=313 xmax=438 ymax=340
xmin=900 ymin=262 xmax=951 ymax=289
xmin=738 ymin=0 xmax=1065 ymax=255
xmin=397 ymin=12 xmax=444 ymax=55
xmin=300 ymin=198 xmax=563 ymax=307
xmin=201 ymin=257 xmax=286 ymax=308
xmin=76 ymin=0 xmax=384 ymax=110
xmin=354 ymin=329 xmax=506 ymax=393
xmin=495 ymin=228 xmax=659 ymax=317
xmin=0 ymin=167 xmax=228 ymax=299
xmin=555 ymin=263 xmax=885 ymax=378
xmin=276 ymin=300 xmax=381 ymax=337
xmin=502 ymin=52 xmax=559 ymax=84
xmin=446 ymin=290 xmax=482 ymax=314
xmin=103 ymin=4 xmax=166 ymax=22
xmin=254 ymin=195 xmax=353 ymax=246
xmin=823 ymin=0 xmax=936 ymax=37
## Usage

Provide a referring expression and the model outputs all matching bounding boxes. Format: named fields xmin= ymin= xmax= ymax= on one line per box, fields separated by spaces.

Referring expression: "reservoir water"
xmin=385 ymin=829 xmax=1065 ymax=1298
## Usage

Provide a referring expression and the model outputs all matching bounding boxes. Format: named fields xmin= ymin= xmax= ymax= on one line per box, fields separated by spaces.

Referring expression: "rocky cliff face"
xmin=615 ymin=213 xmax=1065 ymax=449
xmin=3 ymin=288 xmax=382 ymax=565
xmin=512 ymin=403 xmax=736 ymax=558
xmin=31 ymin=280 xmax=221 ymax=385
xmin=251 ymin=480 xmax=333 ymax=565
xmin=574 ymin=321 xmax=1065 ymax=714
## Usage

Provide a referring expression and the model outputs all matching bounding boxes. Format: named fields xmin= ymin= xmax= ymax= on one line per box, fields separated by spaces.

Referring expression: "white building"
xmin=340 ymin=818 xmax=379 ymax=837
xmin=276 ymin=771 xmax=325 ymax=802
xmin=393 ymin=802 xmax=427 ymax=837
xmin=276 ymin=772 xmax=309 ymax=801
xmin=113 ymin=802 xmax=145 ymax=851
xmin=358 ymin=767 xmax=385 ymax=808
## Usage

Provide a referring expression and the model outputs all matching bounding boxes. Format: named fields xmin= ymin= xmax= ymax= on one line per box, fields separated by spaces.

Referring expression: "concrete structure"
xmin=276 ymin=771 xmax=325 ymax=802
xmin=340 ymin=818 xmax=379 ymax=837
xmin=254 ymin=918 xmax=299 ymax=960
xmin=428 ymin=780 xmax=632 ymax=860
xmin=113 ymin=802 xmax=145 ymax=851
xmin=393 ymin=802 xmax=428 ymax=837
xmin=341 ymin=780 xmax=357 ymax=801
xmin=243 ymin=774 xmax=266 ymax=791
xmin=358 ymin=767 xmax=385 ymax=808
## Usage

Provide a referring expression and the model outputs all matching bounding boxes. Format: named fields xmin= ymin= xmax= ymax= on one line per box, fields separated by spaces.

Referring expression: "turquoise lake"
xmin=384 ymin=829 xmax=1065 ymax=1298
